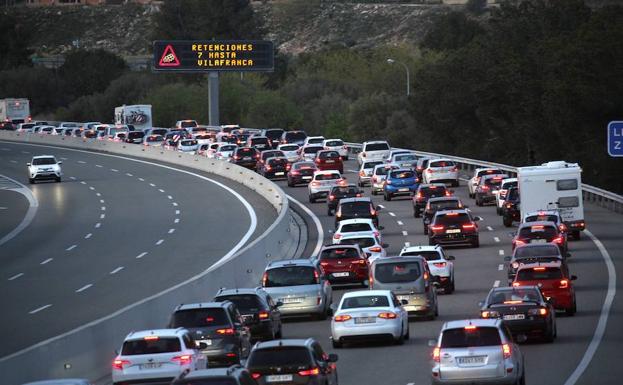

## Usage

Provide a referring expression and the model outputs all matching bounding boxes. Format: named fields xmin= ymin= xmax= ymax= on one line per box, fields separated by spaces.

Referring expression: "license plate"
xmin=397 ymin=295 xmax=410 ymax=302
xmin=302 ymin=176 xmax=312 ymax=180
xmin=332 ymin=272 xmax=350 ymax=277
xmin=503 ymin=314 xmax=525 ymax=320
xmin=457 ymin=356 xmax=486 ymax=365
xmin=399 ymin=188 xmax=409 ymax=192
xmin=326 ymin=160 xmax=334 ymax=163
xmin=266 ymin=374 xmax=293 ymax=382
xmin=446 ymin=229 xmax=461 ymax=234
xmin=243 ymin=157 xmax=251 ymax=160
xmin=355 ymin=317 xmax=376 ymax=324
xmin=275 ymin=172 xmax=284 ymax=176
xmin=531 ymin=239 xmax=547 ymax=243
xmin=140 ymin=363 xmax=162 ymax=369
xmin=282 ymin=297 xmax=303 ymax=304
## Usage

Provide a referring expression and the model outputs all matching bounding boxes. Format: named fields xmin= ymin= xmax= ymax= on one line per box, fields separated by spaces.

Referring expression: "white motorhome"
xmin=517 ymin=161 xmax=585 ymax=239
xmin=114 ymin=104 xmax=152 ymax=131
xmin=0 ymin=98 xmax=30 ymax=124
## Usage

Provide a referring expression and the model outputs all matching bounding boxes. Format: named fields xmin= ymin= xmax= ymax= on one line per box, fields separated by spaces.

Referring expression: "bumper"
xmin=325 ymin=270 xmax=368 ymax=284
xmin=431 ymin=372 xmax=519 ymax=385
xmin=279 ymin=302 xmax=326 ymax=317
xmin=503 ymin=317 xmax=549 ymax=335
xmin=385 ymin=185 xmax=417 ymax=195
xmin=476 ymin=193 xmax=497 ymax=204
xmin=309 ymin=188 xmax=331 ymax=198
xmin=332 ymin=320 xmax=402 ymax=341
xmin=32 ymin=172 xmax=61 ymax=180
xmin=430 ymin=233 xmax=478 ymax=246
xmin=202 ymin=346 xmax=240 ymax=366
xmin=372 ymin=181 xmax=385 ymax=192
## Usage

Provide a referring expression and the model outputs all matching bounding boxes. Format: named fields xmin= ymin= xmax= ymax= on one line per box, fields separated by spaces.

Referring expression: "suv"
xmin=246 ymin=339 xmax=338 ymax=385
xmin=315 ymin=244 xmax=369 ymax=285
xmin=335 ymin=197 xmax=380 ymax=228
xmin=430 ymin=319 xmax=525 ymax=385
xmin=383 ymin=168 xmax=419 ymax=201
xmin=260 ymin=157 xmax=290 ymax=180
xmin=512 ymin=221 xmax=567 ymax=255
xmin=413 ymin=184 xmax=451 ymax=218
xmin=474 ymin=174 xmax=508 ymax=206
xmin=496 ymin=178 xmax=518 ymax=215
xmin=214 ymin=288 xmax=283 ymax=341
xmin=278 ymin=143 xmax=301 ymax=162
xmin=260 ymin=128 xmax=285 ymax=148
xmin=281 ymin=130 xmax=307 ymax=146
xmin=504 ymin=243 xmax=566 ymax=283
xmin=261 ymin=259 xmax=332 ymax=320
xmin=27 ymin=155 xmax=62 ymax=183
xmin=428 ymin=210 xmax=482 ymax=248
xmin=308 ymin=170 xmax=344 ymax=203
xmin=502 ymin=186 xmax=521 ymax=227
xmin=399 ymin=245 xmax=456 ymax=294
xmin=423 ymin=159 xmax=459 ymax=186
xmin=327 ymin=184 xmax=362 ymax=215
xmin=168 ymin=302 xmax=251 ymax=367
xmin=369 ymin=256 xmax=438 ymax=319
xmin=512 ymin=262 xmax=577 ymax=315
xmin=468 ymin=168 xmax=506 ymax=198
xmin=322 ymin=138 xmax=348 ymax=160
xmin=112 ymin=329 xmax=207 ymax=385
xmin=314 ymin=150 xmax=344 ymax=173
xmin=299 ymin=145 xmax=324 ymax=162
xmin=287 ymin=161 xmax=317 ymax=187
xmin=256 ymin=150 xmax=286 ymax=171
xmin=357 ymin=140 xmax=391 ymax=165
xmin=173 ymin=366 xmax=257 ymax=385
xmin=231 ymin=147 xmax=260 ymax=169
xmin=422 ymin=197 xmax=465 ymax=235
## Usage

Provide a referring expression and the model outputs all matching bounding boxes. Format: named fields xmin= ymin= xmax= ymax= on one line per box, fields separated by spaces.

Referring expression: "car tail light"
xmin=462 ymin=223 xmax=476 ymax=230
xmin=262 ymin=272 xmax=268 ymax=286
xmin=343 ymin=145 xmax=348 ymax=149
xmin=424 ymin=271 xmax=429 ymax=280
xmin=329 ymin=195 xmax=336 ymax=200
xmin=320 ymin=261 xmax=329 ymax=267
xmin=286 ymin=164 xmax=291 ymax=171
xmin=528 ymin=308 xmax=548 ymax=316
xmin=334 ymin=314 xmax=351 ymax=322
xmin=362 ymin=152 xmax=367 ymax=157
xmin=356 ymin=193 xmax=362 ymax=197
xmin=502 ymin=343 xmax=511 ymax=359
xmin=333 ymin=233 xmax=342 ymax=240
xmin=251 ymin=373 xmax=261 ymax=380
xmin=464 ymin=325 xmax=477 ymax=330
xmin=445 ymin=190 xmax=451 ymax=196
xmin=258 ymin=311 xmax=270 ymax=320
xmin=553 ymin=236 xmax=564 ymax=244
xmin=216 ymin=328 xmax=235 ymax=335
xmin=559 ymin=224 xmax=567 ymax=232
xmin=432 ymin=347 xmax=441 ymax=363
xmin=112 ymin=359 xmax=130 ymax=370
xmin=368 ymin=246 xmax=382 ymax=252
xmin=512 ymin=282 xmax=521 ymax=287
xmin=359 ymin=170 xmax=366 ymax=177
xmin=433 ymin=262 xmax=446 ymax=268
xmin=506 ymin=202 xmax=513 ymax=209
xmin=311 ymin=181 xmax=320 ymax=187
xmin=351 ymin=259 xmax=366 ymax=265
xmin=290 ymin=170 xmax=300 ymax=175
xmin=386 ymin=179 xmax=392 ymax=185
xmin=298 ymin=367 xmax=320 ymax=376
xmin=559 ymin=279 xmax=569 ymax=289
xmin=368 ymin=274 xmax=374 ymax=288
xmin=415 ymin=191 xmax=423 ymax=200
xmin=255 ymin=153 xmax=261 ymax=159
xmin=315 ymin=158 xmax=322 ymax=164
xmin=426 ymin=169 xmax=433 ymax=173
xmin=226 ymin=352 xmax=237 ymax=358
xmin=378 ymin=312 xmax=397 ymax=319
xmin=314 ymin=269 xmax=320 ymax=284
xmin=430 ymin=225 xmax=445 ymax=233
xmin=452 ymin=166 xmax=458 ymax=172
xmin=266 ymin=165 xmax=272 ymax=171
xmin=514 ymin=239 xmax=525 ymax=247
xmin=370 ymin=208 xmax=376 ymax=216
xmin=171 ymin=354 xmax=193 ymax=365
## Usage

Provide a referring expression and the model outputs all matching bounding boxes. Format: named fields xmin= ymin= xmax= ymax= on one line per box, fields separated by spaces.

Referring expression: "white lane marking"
xmin=8 ymin=273 xmax=24 ymax=281
xmin=175 ymin=210 xmax=180 ymax=215
xmin=158 ymin=189 xmax=165 ymax=193
xmin=287 ymin=195 xmax=324 ymax=256
xmin=167 ymin=195 xmax=173 ymax=200
xmin=80 ymin=181 xmax=87 ymax=185
xmin=564 ymin=230 xmax=617 ymax=385
xmin=84 ymin=233 xmax=92 ymax=239
xmin=487 ymin=226 xmax=494 ymax=231
xmin=155 ymin=239 xmax=164 ymax=245
xmin=101 ymin=206 xmax=106 ymax=211
xmin=95 ymin=164 xmax=103 ymax=168
xmin=100 ymin=214 xmax=105 ymax=219
xmin=135 ymin=252 xmax=148 ymax=259
xmin=21 ymin=150 xmax=30 ymax=154
xmin=29 ymin=304 xmax=52 ymax=314
xmin=378 ymin=204 xmax=385 ymax=209
xmin=111 ymin=168 xmax=118 ymax=172
xmin=70 ymin=176 xmax=76 ymax=180
xmin=397 ymin=220 xmax=404 ymax=226
xmin=89 ymin=186 xmax=95 ymax=190
xmin=40 ymin=258 xmax=53 ymax=265
xmin=149 ymin=183 xmax=156 ymax=187
xmin=78 ymin=160 xmax=86 ymax=164
xmin=402 ymin=231 xmax=408 ymax=236
xmin=404 ymin=242 xmax=411 ymax=247
xmin=494 ymin=237 xmax=500 ymax=243
xmin=172 ymin=202 xmax=178 ymax=206
xmin=0 ymin=207 xmax=6 ymax=210
xmin=126 ymin=173 xmax=133 ymax=177
xmin=96 ymin=192 xmax=101 ymax=197
xmin=75 ymin=284 xmax=92 ymax=293
xmin=493 ymin=280 xmax=500 ymax=287
xmin=0 ymin=148 xmax=9 ymax=151
xmin=174 ymin=218 xmax=180 ymax=224
xmin=66 ymin=245 xmax=77 ymax=251
xmin=168 ymin=228 xmax=175 ymax=234
xmin=138 ymin=177 xmax=145 ymax=181
xmin=498 ymin=264 xmax=504 ymax=271
xmin=389 ymin=212 xmax=396 ymax=217
xmin=9 ymin=160 xmax=17 ymax=164
xmin=0 ymin=174 xmax=39 ymax=248
xmin=499 ymin=249 xmax=505 ymax=256
xmin=95 ymin=223 xmax=101 ymax=228
xmin=347 ymin=169 xmax=358 ymax=173
xmin=99 ymin=199 xmax=105 ymax=204
xmin=110 ymin=266 xmax=124 ymax=275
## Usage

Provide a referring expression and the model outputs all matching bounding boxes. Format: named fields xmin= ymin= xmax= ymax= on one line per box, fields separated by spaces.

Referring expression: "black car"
xmin=214 ymin=287 xmax=283 ymax=342
xmin=504 ymin=243 xmax=566 ymax=283
xmin=124 ymin=130 xmax=145 ymax=144
xmin=281 ymin=130 xmax=307 ymax=146
xmin=480 ymin=286 xmax=556 ymax=342
xmin=422 ymin=196 xmax=465 ymax=235
xmin=335 ymin=197 xmax=380 ymax=228
xmin=246 ymin=338 xmax=339 ymax=385
xmin=327 ymin=184 xmax=362 ymax=215
xmin=256 ymin=150 xmax=286 ymax=172
xmin=475 ymin=174 xmax=508 ymax=206
xmin=168 ymin=301 xmax=252 ymax=367
xmin=261 ymin=128 xmax=285 ymax=148
xmin=428 ymin=209 xmax=481 ymax=248
xmin=231 ymin=147 xmax=260 ymax=169
xmin=502 ymin=186 xmax=521 ymax=227
xmin=173 ymin=366 xmax=257 ymax=385
xmin=287 ymin=161 xmax=317 ymax=187
xmin=412 ymin=183 xmax=451 ymax=218
xmin=260 ymin=157 xmax=290 ymax=180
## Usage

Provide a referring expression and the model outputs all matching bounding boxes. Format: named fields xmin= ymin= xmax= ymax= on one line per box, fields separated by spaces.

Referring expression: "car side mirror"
xmin=571 ymin=275 xmax=577 ymax=281
xmin=378 ymin=225 xmax=385 ymax=230
xmin=504 ymin=256 xmax=511 ymax=261
xmin=446 ymin=255 xmax=455 ymax=261
xmin=401 ymin=299 xmax=408 ymax=305
xmin=57 ymin=161 xmax=62 ymax=164
xmin=275 ymin=301 xmax=284 ymax=308
xmin=197 ymin=342 xmax=208 ymax=350
xmin=427 ymin=339 xmax=437 ymax=347
xmin=26 ymin=163 xmax=31 ymax=166
xmin=376 ymin=206 xmax=382 ymax=211
xmin=474 ymin=216 xmax=483 ymax=221
xmin=328 ymin=353 xmax=339 ymax=363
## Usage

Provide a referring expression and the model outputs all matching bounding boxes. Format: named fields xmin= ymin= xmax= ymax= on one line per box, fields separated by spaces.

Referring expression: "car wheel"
xmin=566 ymin=299 xmax=577 ymax=316
xmin=332 ymin=338 xmax=342 ymax=349
xmin=572 ymin=230 xmax=581 ymax=240
xmin=446 ymin=279 xmax=455 ymax=294
xmin=28 ymin=178 xmax=34 ymax=184
xmin=496 ymin=206 xmax=501 ymax=215
xmin=404 ymin=325 xmax=410 ymax=340
xmin=452 ymin=179 xmax=459 ymax=187
xmin=395 ymin=329 xmax=405 ymax=345
xmin=472 ymin=238 xmax=480 ymax=248
xmin=309 ymin=196 xmax=316 ymax=203
xmin=503 ymin=216 xmax=513 ymax=227
xmin=327 ymin=208 xmax=333 ymax=216
xmin=275 ymin=326 xmax=283 ymax=339
xmin=423 ymin=226 xmax=428 ymax=235
xmin=56 ymin=177 xmax=61 ymax=183
xmin=315 ymin=310 xmax=328 ymax=321
xmin=414 ymin=209 xmax=421 ymax=218
xmin=385 ymin=193 xmax=392 ymax=201
xmin=544 ymin=324 xmax=555 ymax=343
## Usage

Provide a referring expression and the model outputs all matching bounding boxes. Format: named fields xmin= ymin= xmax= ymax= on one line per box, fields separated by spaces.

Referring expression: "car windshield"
xmin=326 ymin=140 xmax=343 ymax=146
xmin=525 ymin=215 xmax=558 ymax=223
xmin=341 ymin=295 xmax=390 ymax=309
xmin=340 ymin=202 xmax=371 ymax=215
xmin=435 ymin=213 xmax=470 ymax=226
xmin=32 ymin=158 xmax=56 ymax=165
xmin=390 ymin=170 xmax=415 ymax=179
xmin=262 ymin=151 xmax=281 ymax=159
xmin=170 ymin=308 xmax=229 ymax=328
xmin=374 ymin=262 xmax=421 ymax=283
xmin=215 ymin=295 xmax=262 ymax=313
xmin=320 ymin=247 xmax=360 ymax=259
xmin=248 ymin=347 xmax=312 ymax=367
xmin=280 ymin=145 xmax=298 ymax=151
xmin=518 ymin=226 xmax=558 ymax=238
xmin=517 ymin=267 xmax=563 ymax=281
xmin=488 ymin=288 xmax=541 ymax=304
xmin=285 ymin=132 xmax=306 ymax=141
xmin=401 ymin=251 xmax=441 ymax=261
xmin=341 ymin=223 xmax=372 ymax=232
xmin=316 ymin=173 xmax=341 ymax=180
xmin=339 ymin=237 xmax=375 ymax=248
xmin=430 ymin=160 xmax=455 ymax=168
xmin=303 ymin=146 xmax=322 ymax=154
xmin=365 ymin=143 xmax=389 ymax=151
xmin=514 ymin=245 xmax=560 ymax=257
xmin=264 ymin=266 xmax=317 ymax=287
xmin=441 ymin=327 xmax=501 ymax=348
xmin=363 ymin=161 xmax=383 ymax=169
xmin=121 ymin=337 xmax=181 ymax=355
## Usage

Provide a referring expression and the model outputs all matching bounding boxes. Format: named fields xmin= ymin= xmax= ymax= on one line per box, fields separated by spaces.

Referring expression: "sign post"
xmin=152 ymin=40 xmax=274 ymax=125
xmin=607 ymin=121 xmax=623 ymax=157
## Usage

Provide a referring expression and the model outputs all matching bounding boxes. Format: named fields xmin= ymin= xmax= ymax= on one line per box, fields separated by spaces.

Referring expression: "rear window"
xmin=507 ymin=188 xmax=519 ymax=200
xmin=341 ymin=295 xmax=390 ymax=309
xmin=340 ymin=202 xmax=371 ymax=215
xmin=363 ymin=161 xmax=383 ymax=169
xmin=280 ymin=145 xmax=298 ymax=151
xmin=180 ymin=121 xmax=197 ymax=128
xmin=488 ymin=288 xmax=541 ymax=304
xmin=220 ymin=145 xmax=237 ymax=151
xmin=525 ymin=215 xmax=558 ymax=223
xmin=214 ymin=295 xmax=262 ymax=313
xmin=325 ymin=140 xmax=343 ymax=146
xmin=181 ymin=140 xmax=198 ymax=146
xmin=171 ymin=308 xmax=230 ymax=328
xmin=303 ymin=146 xmax=322 ymax=154
xmin=339 ymin=237 xmax=375 ymax=248
xmin=251 ymin=137 xmax=270 ymax=144
xmin=390 ymin=170 xmax=415 ymax=179
xmin=518 ymin=226 xmax=558 ymax=238
xmin=307 ymin=137 xmax=325 ymax=144
xmin=331 ymin=186 xmax=358 ymax=195
xmin=320 ymin=247 xmax=361 ymax=259
xmin=395 ymin=154 xmax=416 ymax=162
xmin=128 ymin=132 xmax=144 ymax=139
xmin=294 ymin=162 xmax=315 ymax=169
xmin=517 ymin=267 xmax=563 ymax=280
xmin=484 ymin=177 xmax=504 ymax=187
xmin=264 ymin=129 xmax=284 ymax=140
xmin=429 ymin=200 xmax=461 ymax=211
xmin=248 ymin=347 xmax=312 ymax=367
xmin=262 ymin=151 xmax=282 ymax=159
xmin=430 ymin=160 xmax=455 ymax=168
xmin=374 ymin=262 xmax=422 ymax=283
xmin=374 ymin=167 xmax=391 ymax=176
xmin=477 ymin=169 xmax=504 ymax=177
xmin=285 ymin=132 xmax=306 ymax=141
xmin=264 ymin=266 xmax=317 ymax=287
xmin=319 ymin=151 xmax=340 ymax=159
xmin=152 ymin=129 xmax=168 ymax=136
xmin=441 ymin=327 xmax=502 ymax=348
xmin=364 ymin=142 xmax=390 ymax=151
xmin=268 ymin=158 xmax=287 ymax=166
xmin=401 ymin=251 xmax=442 ymax=261
xmin=316 ymin=173 xmax=341 ymax=181
xmin=514 ymin=245 xmax=560 ymax=257
xmin=121 ymin=337 xmax=181 ymax=355
xmin=435 ymin=213 xmax=470 ymax=226
xmin=237 ymin=148 xmax=256 ymax=156
xmin=341 ymin=223 xmax=372 ymax=232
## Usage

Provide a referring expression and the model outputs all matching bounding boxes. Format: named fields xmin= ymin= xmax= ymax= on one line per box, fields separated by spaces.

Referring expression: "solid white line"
xmin=172 ymin=202 xmax=178 ymax=206
xmin=404 ymin=242 xmax=411 ymax=247
xmin=402 ymin=231 xmax=408 ymax=236
xmin=138 ymin=177 xmax=144 ymax=181
xmin=287 ymin=195 xmax=324 ymax=256
xmin=77 ymin=160 xmax=86 ymax=164
xmin=40 ymin=258 xmax=53 ymax=265
xmin=100 ymin=213 xmax=105 ymax=219
xmin=378 ymin=204 xmax=385 ymax=209
xmin=149 ymin=183 xmax=156 ymax=187
xmin=167 ymin=195 xmax=173 ymax=200
xmin=158 ymin=189 xmax=165 ymax=193
xmin=397 ymin=220 xmax=404 ymax=226
xmin=126 ymin=173 xmax=133 ymax=177
xmin=564 ymin=230 xmax=617 ymax=385
xmin=498 ymin=264 xmax=504 ymax=271
xmin=493 ymin=280 xmax=500 ymax=287
xmin=8 ymin=273 xmax=24 ymax=281
xmin=84 ymin=233 xmax=92 ymax=239
xmin=135 ymin=252 xmax=147 ymax=259
xmin=95 ymin=222 xmax=101 ymax=228
xmin=155 ymin=239 xmax=164 ymax=245
xmin=9 ymin=160 xmax=17 ymax=164
xmin=110 ymin=266 xmax=124 ymax=275
xmin=95 ymin=164 xmax=103 ymax=168
xmin=0 ymin=174 xmax=39 ymax=248
xmin=487 ymin=226 xmax=494 ymax=231
xmin=389 ymin=212 xmax=396 ymax=217
xmin=175 ymin=210 xmax=180 ymax=215
xmin=168 ymin=228 xmax=175 ymax=234
xmin=75 ymin=284 xmax=92 ymax=293
xmin=66 ymin=245 xmax=77 ymax=251
xmin=29 ymin=304 xmax=52 ymax=314
xmin=111 ymin=168 xmax=118 ymax=172
xmin=70 ymin=176 xmax=76 ymax=180
xmin=494 ymin=237 xmax=500 ymax=243
xmin=499 ymin=249 xmax=505 ymax=256
xmin=174 ymin=218 xmax=180 ymax=224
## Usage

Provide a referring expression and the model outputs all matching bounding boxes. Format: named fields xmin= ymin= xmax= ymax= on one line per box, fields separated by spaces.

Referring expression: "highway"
xmin=0 ymin=141 xmax=277 ymax=357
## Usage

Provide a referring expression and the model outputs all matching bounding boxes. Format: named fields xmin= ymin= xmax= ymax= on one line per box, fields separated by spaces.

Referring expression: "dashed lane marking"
xmin=397 ymin=220 xmax=404 ymax=226
xmin=136 ymin=252 xmax=147 ymax=259
xmin=158 ymin=189 xmax=165 ymax=193
xmin=172 ymin=202 xmax=178 ymax=206
xmin=155 ymin=239 xmax=164 ymax=245
xmin=40 ymin=258 xmax=53 ymax=265
xmin=95 ymin=223 xmax=101 ymax=228
xmin=167 ymin=195 xmax=173 ymax=200
xmin=499 ymin=249 xmax=505 ymax=256
xmin=110 ymin=267 xmax=124 ymax=275
xmin=75 ymin=284 xmax=92 ymax=293
xmin=498 ymin=264 xmax=504 ymax=271
xmin=100 ymin=214 xmax=105 ymax=219
xmin=494 ymin=237 xmax=500 ymax=243
xmin=96 ymin=192 xmax=101 ymax=197
xmin=101 ymin=206 xmax=106 ymax=211
xmin=66 ymin=245 xmax=77 ymax=251
xmin=29 ymin=304 xmax=52 ymax=314
xmin=89 ymin=186 xmax=95 ymax=191
xmin=69 ymin=176 xmax=76 ymax=180
xmin=80 ymin=181 xmax=86 ymax=185
xmin=95 ymin=164 xmax=103 ymax=168
xmin=77 ymin=160 xmax=86 ymax=164
xmin=389 ymin=212 xmax=396 ymax=217
xmin=175 ymin=210 xmax=180 ymax=215
xmin=174 ymin=218 xmax=180 ymax=224
xmin=404 ymin=242 xmax=411 ymax=247
xmin=111 ymin=169 xmax=118 ymax=172
xmin=126 ymin=173 xmax=133 ymax=177
xmin=8 ymin=273 xmax=24 ymax=281
xmin=493 ymin=280 xmax=500 ymax=287
xmin=378 ymin=204 xmax=385 ymax=209
xmin=150 ymin=183 xmax=156 ymax=187
xmin=487 ymin=226 xmax=493 ymax=231
xmin=168 ymin=228 xmax=175 ymax=234
xmin=402 ymin=231 xmax=408 ymax=236
xmin=99 ymin=199 xmax=105 ymax=204
xmin=84 ymin=233 xmax=92 ymax=239
xmin=138 ymin=178 xmax=144 ymax=182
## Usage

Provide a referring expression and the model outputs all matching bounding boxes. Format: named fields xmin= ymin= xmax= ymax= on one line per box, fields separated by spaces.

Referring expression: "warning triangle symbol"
xmin=158 ymin=44 xmax=180 ymax=67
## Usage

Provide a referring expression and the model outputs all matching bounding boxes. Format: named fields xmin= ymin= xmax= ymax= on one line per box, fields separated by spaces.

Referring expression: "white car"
xmin=496 ymin=177 xmax=518 ymax=214
xmin=370 ymin=163 xmax=399 ymax=195
xmin=27 ymin=155 xmax=62 ymax=184
xmin=399 ymin=245 xmax=456 ymax=294
xmin=299 ymin=145 xmax=324 ymax=162
xmin=357 ymin=140 xmax=391 ymax=166
xmin=422 ymin=158 xmax=459 ymax=186
xmin=385 ymin=149 xmax=412 ymax=162
xmin=357 ymin=160 xmax=384 ymax=187
xmin=277 ymin=143 xmax=301 ymax=163
xmin=332 ymin=218 xmax=381 ymax=244
xmin=214 ymin=143 xmax=238 ymax=160
xmin=331 ymin=289 xmax=409 ymax=348
xmin=16 ymin=123 xmax=36 ymax=132
xmin=338 ymin=233 xmax=386 ymax=263
xmin=112 ymin=329 xmax=207 ymax=385
xmin=39 ymin=125 xmax=54 ymax=134
xmin=176 ymin=119 xmax=198 ymax=130
xmin=177 ymin=139 xmax=199 ymax=154
xmin=308 ymin=170 xmax=344 ymax=203
xmin=323 ymin=138 xmax=349 ymax=160
xmin=467 ymin=167 xmax=506 ymax=198
xmin=389 ymin=152 xmax=418 ymax=169
xmin=303 ymin=135 xmax=326 ymax=146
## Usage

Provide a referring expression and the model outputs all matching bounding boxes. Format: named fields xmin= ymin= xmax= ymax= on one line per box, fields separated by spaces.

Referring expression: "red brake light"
xmin=216 ymin=328 xmax=235 ymax=335
xmin=334 ymin=315 xmax=351 ymax=322
xmin=262 ymin=272 xmax=268 ymax=286
xmin=329 ymin=195 xmax=336 ymax=200
xmin=171 ymin=354 xmax=192 ymax=365
xmin=502 ymin=343 xmax=511 ymax=359
xmin=298 ymin=367 xmax=320 ymax=376
xmin=311 ymin=181 xmax=321 ymax=187
xmin=251 ymin=373 xmax=261 ymax=380
xmin=512 ymin=282 xmax=521 ymax=287
xmin=368 ymin=246 xmax=382 ymax=252
xmin=416 ymin=192 xmax=423 ymax=200
xmin=113 ymin=359 xmax=130 ymax=370
xmin=532 ymin=225 xmax=545 ymax=230
xmin=333 ymin=233 xmax=342 ymax=240
xmin=462 ymin=223 xmax=476 ymax=230
xmin=433 ymin=347 xmax=440 ymax=363
xmin=314 ymin=269 xmax=320 ymax=283
xmin=464 ymin=325 xmax=477 ymax=330
xmin=533 ymin=267 xmax=546 ymax=271
xmin=378 ymin=312 xmax=397 ymax=319
xmin=553 ymin=236 xmax=564 ymax=244
xmin=259 ymin=311 xmax=270 ymax=320
xmin=290 ymin=170 xmax=300 ymax=175
xmin=433 ymin=262 xmax=446 ymax=268
xmin=431 ymin=225 xmax=445 ymax=232
xmin=351 ymin=259 xmax=367 ymax=265
xmin=320 ymin=261 xmax=329 ymax=267
xmin=143 ymin=335 xmax=159 ymax=341
xmin=559 ymin=279 xmax=569 ymax=289
xmin=445 ymin=190 xmax=451 ymax=196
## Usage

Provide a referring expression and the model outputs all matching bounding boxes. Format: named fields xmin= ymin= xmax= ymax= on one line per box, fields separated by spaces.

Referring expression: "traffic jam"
xmin=19 ymin=121 xmax=587 ymax=385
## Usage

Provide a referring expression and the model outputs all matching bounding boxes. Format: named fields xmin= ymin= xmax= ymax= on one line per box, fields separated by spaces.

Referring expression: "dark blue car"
xmin=383 ymin=168 xmax=419 ymax=201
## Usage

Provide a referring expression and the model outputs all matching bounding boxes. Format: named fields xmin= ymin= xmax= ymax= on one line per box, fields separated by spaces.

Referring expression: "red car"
xmin=314 ymin=150 xmax=344 ymax=173
xmin=317 ymin=244 xmax=369 ymax=285
xmin=512 ymin=262 xmax=577 ymax=315
xmin=512 ymin=221 xmax=568 ymax=255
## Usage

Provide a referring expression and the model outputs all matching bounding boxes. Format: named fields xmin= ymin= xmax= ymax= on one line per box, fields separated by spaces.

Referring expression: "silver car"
xmin=370 ymin=163 xmax=399 ymax=195
xmin=357 ymin=160 xmax=384 ymax=187
xmin=261 ymin=259 xmax=332 ymax=320
xmin=430 ymin=319 xmax=525 ymax=385
xmin=308 ymin=170 xmax=344 ymax=203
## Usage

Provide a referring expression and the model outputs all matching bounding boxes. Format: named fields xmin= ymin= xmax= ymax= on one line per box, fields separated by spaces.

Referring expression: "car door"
xmin=391 ymin=293 xmax=408 ymax=332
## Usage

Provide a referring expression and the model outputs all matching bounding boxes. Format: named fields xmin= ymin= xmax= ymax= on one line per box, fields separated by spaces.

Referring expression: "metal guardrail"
xmin=345 ymin=142 xmax=623 ymax=214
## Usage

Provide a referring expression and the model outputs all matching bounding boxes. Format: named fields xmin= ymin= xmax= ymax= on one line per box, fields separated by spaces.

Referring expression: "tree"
xmin=59 ymin=49 xmax=127 ymax=100
xmin=0 ymin=13 xmax=33 ymax=70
